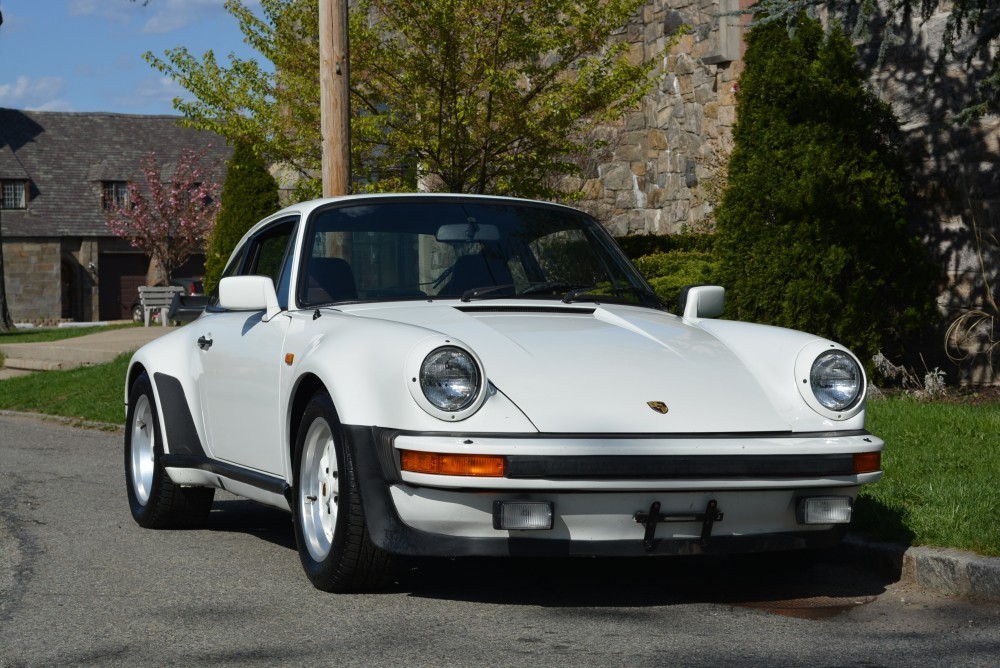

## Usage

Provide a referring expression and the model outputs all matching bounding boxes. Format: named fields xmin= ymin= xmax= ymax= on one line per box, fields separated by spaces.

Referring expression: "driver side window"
xmin=244 ymin=219 xmax=297 ymax=309
xmin=210 ymin=217 xmax=298 ymax=310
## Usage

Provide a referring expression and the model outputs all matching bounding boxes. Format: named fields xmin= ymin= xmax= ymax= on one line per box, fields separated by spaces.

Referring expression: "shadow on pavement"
xmin=206 ymin=498 xmax=296 ymax=551
xmin=200 ymin=496 xmax=893 ymax=615
xmin=395 ymin=553 xmax=891 ymax=613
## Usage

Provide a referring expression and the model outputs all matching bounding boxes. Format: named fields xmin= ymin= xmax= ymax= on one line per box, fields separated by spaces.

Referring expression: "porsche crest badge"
xmin=647 ymin=401 xmax=669 ymax=414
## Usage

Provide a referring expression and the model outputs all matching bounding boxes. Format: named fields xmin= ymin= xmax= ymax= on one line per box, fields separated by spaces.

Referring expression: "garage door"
xmin=98 ymin=253 xmax=148 ymax=321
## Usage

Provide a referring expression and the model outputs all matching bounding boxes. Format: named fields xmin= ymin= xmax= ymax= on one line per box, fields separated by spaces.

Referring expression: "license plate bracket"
xmin=633 ymin=499 xmax=723 ymax=551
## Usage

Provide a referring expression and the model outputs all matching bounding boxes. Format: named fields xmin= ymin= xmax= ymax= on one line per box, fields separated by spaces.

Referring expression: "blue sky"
xmin=0 ymin=0 xmax=264 ymax=115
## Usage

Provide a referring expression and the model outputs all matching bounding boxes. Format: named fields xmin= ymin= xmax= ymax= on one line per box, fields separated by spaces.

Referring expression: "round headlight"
xmin=420 ymin=347 xmax=481 ymax=412
xmin=810 ymin=351 xmax=863 ymax=411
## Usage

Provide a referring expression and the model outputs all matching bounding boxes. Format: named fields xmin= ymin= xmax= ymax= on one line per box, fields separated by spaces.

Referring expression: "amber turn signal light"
xmin=853 ymin=451 xmax=881 ymax=474
xmin=400 ymin=450 xmax=505 ymax=477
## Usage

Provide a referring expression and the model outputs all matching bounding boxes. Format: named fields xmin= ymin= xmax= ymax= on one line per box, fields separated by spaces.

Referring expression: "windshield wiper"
xmin=562 ymin=285 xmax=662 ymax=305
xmin=460 ymin=284 xmax=516 ymax=302
xmin=520 ymin=282 xmax=591 ymax=296
xmin=562 ymin=286 xmax=598 ymax=303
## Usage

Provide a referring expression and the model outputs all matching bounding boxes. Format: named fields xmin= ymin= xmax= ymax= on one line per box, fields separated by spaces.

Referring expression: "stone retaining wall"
xmin=571 ymin=0 xmax=999 ymax=382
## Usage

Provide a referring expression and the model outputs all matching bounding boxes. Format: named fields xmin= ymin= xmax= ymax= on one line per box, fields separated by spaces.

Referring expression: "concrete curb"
xmin=840 ymin=534 xmax=1000 ymax=602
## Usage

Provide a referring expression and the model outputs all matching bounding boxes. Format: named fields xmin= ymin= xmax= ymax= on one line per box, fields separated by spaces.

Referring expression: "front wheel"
xmin=125 ymin=372 xmax=214 ymax=528
xmin=293 ymin=392 xmax=393 ymax=592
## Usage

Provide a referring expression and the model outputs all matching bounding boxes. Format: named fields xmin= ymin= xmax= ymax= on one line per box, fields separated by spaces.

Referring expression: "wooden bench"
xmin=138 ymin=286 xmax=184 ymax=327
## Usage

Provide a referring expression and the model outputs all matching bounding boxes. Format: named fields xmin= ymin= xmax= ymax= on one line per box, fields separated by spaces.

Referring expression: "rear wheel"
xmin=293 ymin=391 xmax=393 ymax=592
xmin=125 ymin=372 xmax=214 ymax=528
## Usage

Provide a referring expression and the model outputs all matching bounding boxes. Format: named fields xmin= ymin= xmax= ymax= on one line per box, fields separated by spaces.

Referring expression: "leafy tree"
xmin=203 ymin=143 xmax=280 ymax=294
xmin=714 ymin=14 xmax=939 ymax=364
xmin=147 ymin=1 xmax=320 ymax=198
xmin=146 ymin=0 xmax=668 ymax=198
xmin=351 ymin=0 xmax=662 ymax=197
xmin=745 ymin=0 xmax=1000 ymax=120
xmin=106 ymin=149 xmax=221 ymax=283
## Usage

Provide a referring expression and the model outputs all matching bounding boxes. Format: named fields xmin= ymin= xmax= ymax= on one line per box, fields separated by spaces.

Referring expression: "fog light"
xmin=797 ymin=497 xmax=852 ymax=524
xmin=493 ymin=501 xmax=553 ymax=530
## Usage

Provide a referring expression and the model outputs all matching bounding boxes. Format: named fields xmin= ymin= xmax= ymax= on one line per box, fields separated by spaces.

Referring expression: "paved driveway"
xmin=2 ymin=414 xmax=999 ymax=667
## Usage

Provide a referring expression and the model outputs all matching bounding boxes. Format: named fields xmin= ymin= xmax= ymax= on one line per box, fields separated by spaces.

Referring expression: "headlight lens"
xmin=420 ymin=347 xmax=480 ymax=412
xmin=810 ymin=351 xmax=863 ymax=411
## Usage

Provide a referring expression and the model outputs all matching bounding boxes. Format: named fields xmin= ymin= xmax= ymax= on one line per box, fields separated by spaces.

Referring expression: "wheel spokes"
xmin=130 ymin=396 xmax=155 ymax=505
xmin=300 ymin=418 xmax=339 ymax=561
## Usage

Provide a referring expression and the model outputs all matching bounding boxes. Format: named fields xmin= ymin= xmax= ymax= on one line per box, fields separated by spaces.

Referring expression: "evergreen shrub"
xmin=714 ymin=14 xmax=939 ymax=366
xmin=634 ymin=250 xmax=718 ymax=312
xmin=203 ymin=143 xmax=280 ymax=294
xmin=615 ymin=232 xmax=715 ymax=260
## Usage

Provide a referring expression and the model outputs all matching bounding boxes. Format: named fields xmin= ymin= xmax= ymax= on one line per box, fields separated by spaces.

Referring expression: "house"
xmin=0 ymin=109 xmax=230 ymax=324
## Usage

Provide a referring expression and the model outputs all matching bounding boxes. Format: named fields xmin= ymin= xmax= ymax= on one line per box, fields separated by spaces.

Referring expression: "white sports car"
xmin=124 ymin=194 xmax=883 ymax=592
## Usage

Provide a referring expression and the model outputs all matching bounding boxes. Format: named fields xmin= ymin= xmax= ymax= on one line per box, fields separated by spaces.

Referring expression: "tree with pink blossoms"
xmin=106 ymin=149 xmax=221 ymax=282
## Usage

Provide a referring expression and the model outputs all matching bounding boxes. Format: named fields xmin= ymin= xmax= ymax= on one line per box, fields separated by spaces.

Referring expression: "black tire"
xmin=125 ymin=372 xmax=214 ymax=529
xmin=293 ymin=391 xmax=393 ymax=592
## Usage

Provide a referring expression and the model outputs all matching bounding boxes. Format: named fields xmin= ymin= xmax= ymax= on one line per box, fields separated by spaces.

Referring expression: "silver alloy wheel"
xmin=129 ymin=394 xmax=155 ymax=506
xmin=299 ymin=417 xmax=339 ymax=562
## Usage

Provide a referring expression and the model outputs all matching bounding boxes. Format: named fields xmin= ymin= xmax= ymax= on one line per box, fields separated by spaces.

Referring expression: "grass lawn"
xmin=0 ymin=359 xmax=997 ymax=555
xmin=856 ymin=396 xmax=1000 ymax=556
xmin=0 ymin=353 xmax=129 ymax=425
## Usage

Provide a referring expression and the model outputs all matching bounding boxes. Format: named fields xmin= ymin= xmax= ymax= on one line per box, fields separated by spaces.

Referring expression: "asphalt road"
xmin=1 ymin=413 xmax=998 ymax=667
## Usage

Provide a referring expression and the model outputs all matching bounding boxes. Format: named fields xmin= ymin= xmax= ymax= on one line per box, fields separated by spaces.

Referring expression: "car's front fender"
xmin=282 ymin=310 xmax=537 ymax=434
xmin=125 ymin=326 xmax=210 ymax=458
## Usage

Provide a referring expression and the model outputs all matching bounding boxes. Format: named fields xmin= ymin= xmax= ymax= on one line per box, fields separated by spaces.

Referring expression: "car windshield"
xmin=298 ymin=199 xmax=660 ymax=308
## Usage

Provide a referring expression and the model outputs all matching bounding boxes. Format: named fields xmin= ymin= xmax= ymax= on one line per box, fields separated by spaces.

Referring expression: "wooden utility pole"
xmin=0 ymin=8 xmax=15 ymax=332
xmin=319 ymin=0 xmax=351 ymax=197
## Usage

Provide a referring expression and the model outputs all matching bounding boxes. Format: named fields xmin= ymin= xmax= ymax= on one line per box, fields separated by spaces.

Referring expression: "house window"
xmin=1 ymin=180 xmax=27 ymax=209
xmin=102 ymin=181 xmax=129 ymax=210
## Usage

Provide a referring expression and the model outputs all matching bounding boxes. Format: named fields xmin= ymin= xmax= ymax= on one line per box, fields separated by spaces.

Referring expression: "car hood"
xmin=341 ymin=302 xmax=791 ymax=433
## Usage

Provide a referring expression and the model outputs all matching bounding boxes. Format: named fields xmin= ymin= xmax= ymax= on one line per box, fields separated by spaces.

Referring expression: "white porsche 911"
xmin=124 ymin=194 xmax=883 ymax=592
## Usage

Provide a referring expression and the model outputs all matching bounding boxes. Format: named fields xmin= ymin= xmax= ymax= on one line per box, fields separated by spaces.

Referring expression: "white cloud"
xmin=67 ymin=0 xmax=245 ymax=33
xmin=139 ymin=0 xmax=232 ymax=34
xmin=112 ymin=75 xmax=186 ymax=111
xmin=67 ymin=0 xmax=132 ymax=24
xmin=0 ymin=75 xmax=72 ymax=111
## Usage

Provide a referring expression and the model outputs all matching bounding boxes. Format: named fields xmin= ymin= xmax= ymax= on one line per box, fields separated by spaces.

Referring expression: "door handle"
xmin=197 ymin=336 xmax=213 ymax=350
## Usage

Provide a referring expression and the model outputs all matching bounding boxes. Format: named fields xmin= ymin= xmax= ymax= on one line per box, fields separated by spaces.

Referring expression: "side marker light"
xmin=400 ymin=450 xmax=505 ymax=477
xmin=853 ymin=451 xmax=881 ymax=474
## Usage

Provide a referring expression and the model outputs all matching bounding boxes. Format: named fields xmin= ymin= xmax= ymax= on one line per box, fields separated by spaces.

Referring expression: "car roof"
xmin=233 ymin=193 xmax=585 ymax=253
xmin=272 ymin=192 xmax=570 ymax=218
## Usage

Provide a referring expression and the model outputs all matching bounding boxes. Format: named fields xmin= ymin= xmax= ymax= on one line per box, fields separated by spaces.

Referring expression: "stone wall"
xmin=571 ymin=0 xmax=1000 ymax=383
xmin=861 ymin=10 xmax=1000 ymax=384
xmin=2 ymin=239 xmax=62 ymax=324
xmin=571 ymin=0 xmax=743 ymax=236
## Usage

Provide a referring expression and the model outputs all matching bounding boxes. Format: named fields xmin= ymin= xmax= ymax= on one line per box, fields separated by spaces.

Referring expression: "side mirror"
xmin=219 ymin=276 xmax=282 ymax=322
xmin=679 ymin=284 xmax=725 ymax=320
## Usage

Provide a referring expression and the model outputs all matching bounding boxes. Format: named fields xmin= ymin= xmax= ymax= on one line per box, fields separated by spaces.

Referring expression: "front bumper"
xmin=345 ymin=426 xmax=882 ymax=557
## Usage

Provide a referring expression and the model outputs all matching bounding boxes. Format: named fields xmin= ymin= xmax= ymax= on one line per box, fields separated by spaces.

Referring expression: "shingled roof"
xmin=0 ymin=108 xmax=231 ymax=237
